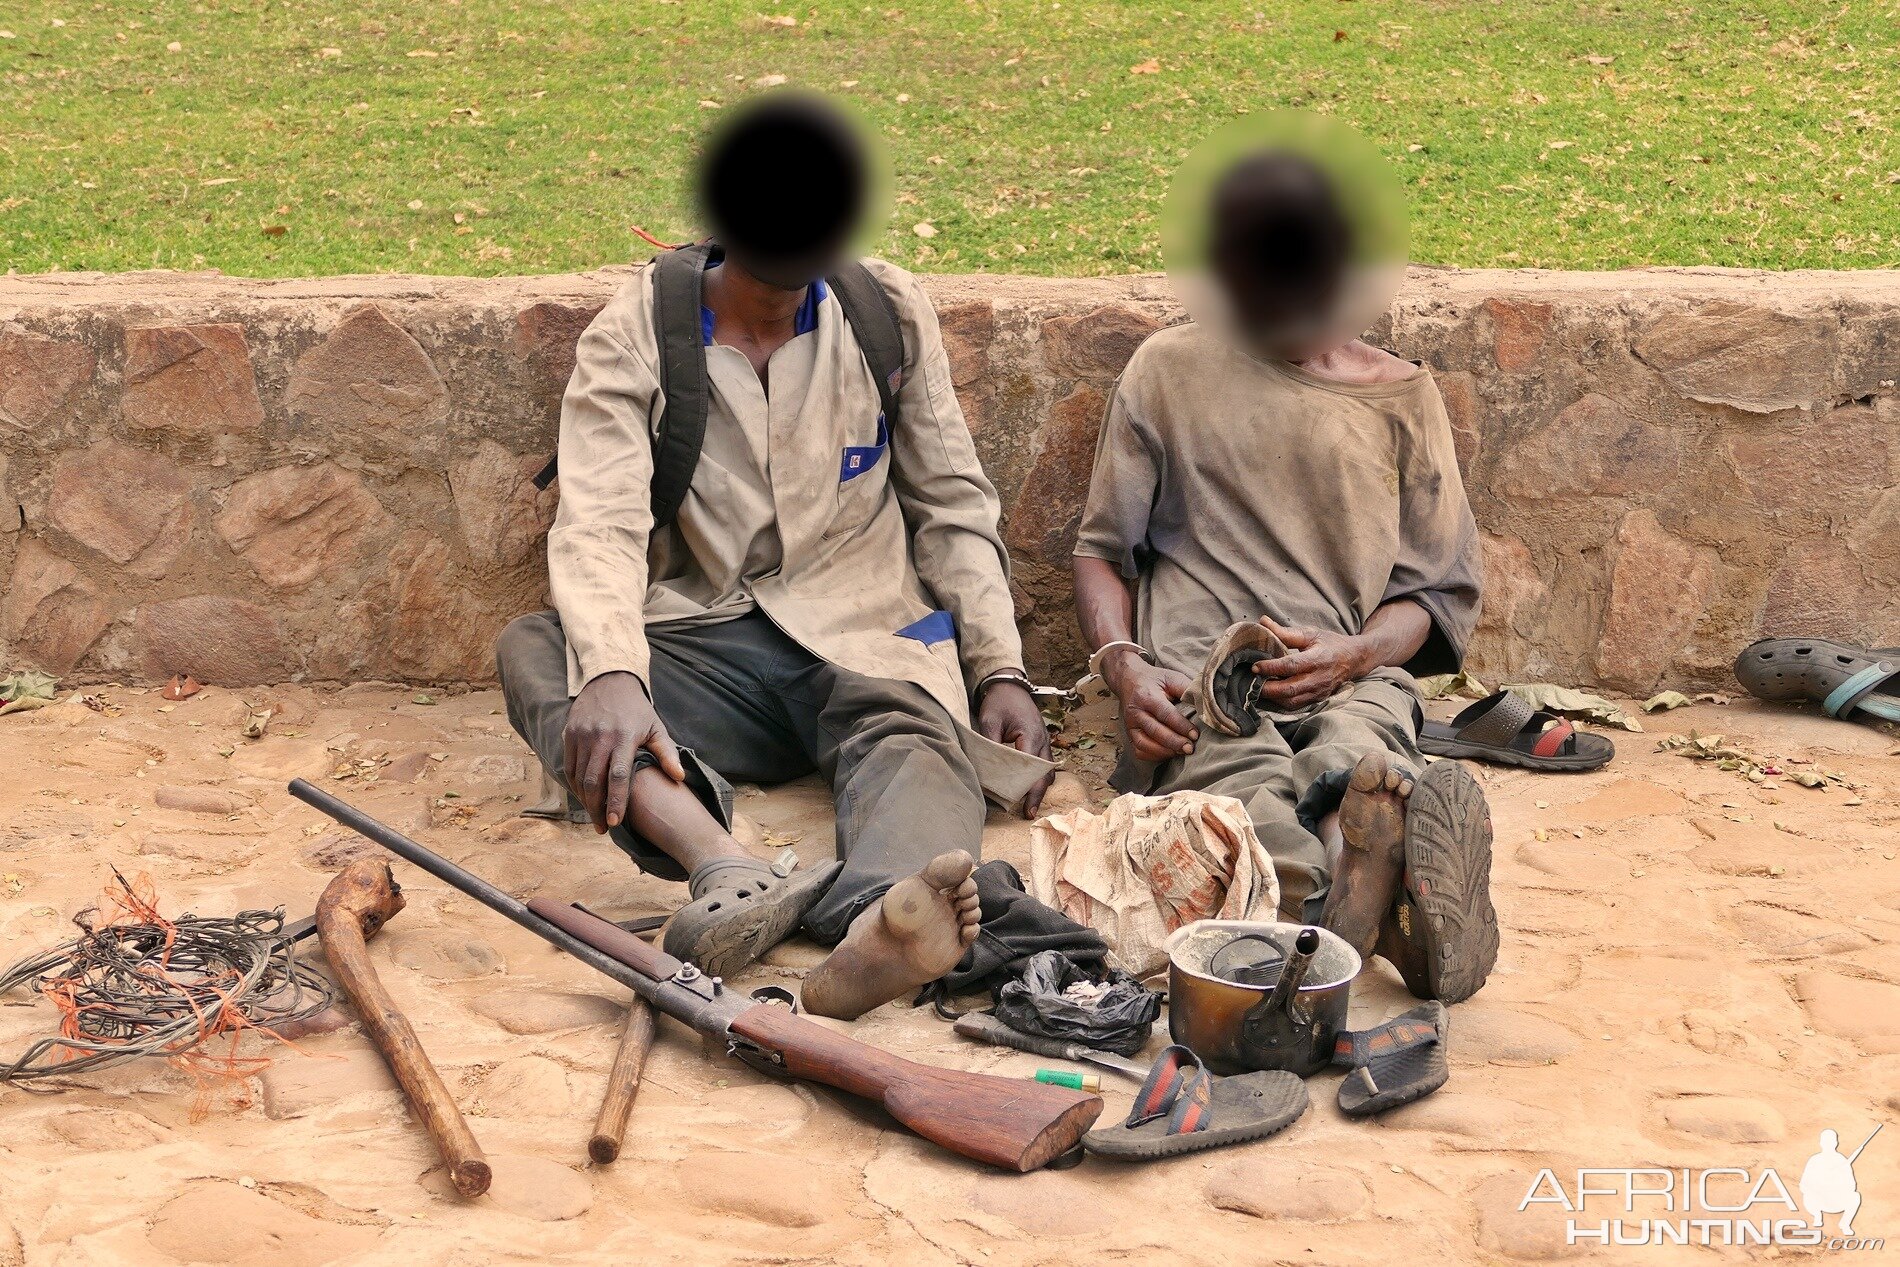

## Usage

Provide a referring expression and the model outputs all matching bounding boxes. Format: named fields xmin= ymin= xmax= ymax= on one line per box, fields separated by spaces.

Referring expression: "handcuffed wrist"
xmin=975 ymin=668 xmax=1035 ymax=703
xmin=1088 ymin=639 xmax=1153 ymax=682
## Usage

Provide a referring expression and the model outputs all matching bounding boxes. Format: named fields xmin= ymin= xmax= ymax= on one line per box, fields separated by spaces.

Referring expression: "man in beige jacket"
xmin=499 ymin=94 xmax=1053 ymax=1019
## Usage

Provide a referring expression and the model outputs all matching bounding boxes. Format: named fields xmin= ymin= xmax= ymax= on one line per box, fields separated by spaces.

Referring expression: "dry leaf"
xmin=913 ymin=221 xmax=938 ymax=238
xmin=1417 ymin=670 xmax=1489 ymax=700
xmin=761 ymin=14 xmax=798 ymax=26
xmin=1642 ymin=690 xmax=1692 ymax=712
xmin=160 ymin=674 xmax=203 ymax=701
xmin=1130 ymin=58 xmax=1161 ymax=74
xmin=242 ymin=708 xmax=275 ymax=740
xmin=1505 ymin=683 xmax=1641 ymax=731
xmin=755 ymin=73 xmax=788 ymax=88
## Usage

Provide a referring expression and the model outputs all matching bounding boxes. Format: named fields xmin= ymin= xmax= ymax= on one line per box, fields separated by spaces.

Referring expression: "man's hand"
xmin=1253 ymin=618 xmax=1370 ymax=711
xmin=976 ymin=680 xmax=1056 ymax=818
xmin=562 ymin=671 xmax=685 ymax=834
xmin=1104 ymin=650 xmax=1198 ymax=763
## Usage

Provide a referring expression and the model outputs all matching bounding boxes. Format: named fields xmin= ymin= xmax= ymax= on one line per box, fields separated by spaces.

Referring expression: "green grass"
xmin=2 ymin=1 xmax=1895 ymax=277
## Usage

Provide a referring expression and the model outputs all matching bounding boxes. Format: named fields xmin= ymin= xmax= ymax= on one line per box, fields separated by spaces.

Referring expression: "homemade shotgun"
xmin=287 ymin=779 xmax=1102 ymax=1172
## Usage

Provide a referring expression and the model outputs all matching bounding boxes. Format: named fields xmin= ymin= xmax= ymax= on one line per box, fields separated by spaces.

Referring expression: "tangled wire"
xmin=0 ymin=870 xmax=334 ymax=1101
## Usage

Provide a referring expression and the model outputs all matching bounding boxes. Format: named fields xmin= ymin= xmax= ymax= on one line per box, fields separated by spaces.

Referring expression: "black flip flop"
xmin=1083 ymin=1045 xmax=1307 ymax=1161
xmin=1419 ymin=690 xmax=1614 ymax=771
xmin=1733 ymin=638 xmax=1900 ymax=725
xmin=1375 ymin=761 xmax=1499 ymax=1005
xmin=1333 ymin=1001 xmax=1449 ymax=1117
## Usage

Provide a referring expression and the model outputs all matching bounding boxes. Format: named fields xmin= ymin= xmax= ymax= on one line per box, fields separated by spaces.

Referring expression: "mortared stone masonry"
xmin=0 ymin=266 xmax=1894 ymax=692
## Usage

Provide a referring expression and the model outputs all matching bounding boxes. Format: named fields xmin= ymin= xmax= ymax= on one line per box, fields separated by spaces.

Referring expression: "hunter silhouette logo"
xmin=1801 ymin=1126 xmax=1879 ymax=1238
xmin=1521 ymin=1122 xmax=1884 ymax=1250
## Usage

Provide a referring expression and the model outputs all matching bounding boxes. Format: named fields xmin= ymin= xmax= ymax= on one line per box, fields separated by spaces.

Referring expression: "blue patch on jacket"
xmin=840 ymin=412 xmax=889 ymax=483
xmin=895 ymin=610 xmax=956 ymax=646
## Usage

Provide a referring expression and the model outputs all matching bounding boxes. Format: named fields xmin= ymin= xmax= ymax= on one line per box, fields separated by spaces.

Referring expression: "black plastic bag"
xmin=991 ymin=949 xmax=1162 ymax=1057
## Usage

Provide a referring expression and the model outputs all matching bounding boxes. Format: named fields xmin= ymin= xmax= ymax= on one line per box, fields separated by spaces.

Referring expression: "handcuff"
xmin=1086 ymin=639 xmax=1155 ymax=680
xmin=973 ymin=667 xmax=1036 ymax=703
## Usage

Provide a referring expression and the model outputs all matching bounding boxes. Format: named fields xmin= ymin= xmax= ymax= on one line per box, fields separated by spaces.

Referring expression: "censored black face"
xmin=1206 ymin=151 xmax=1354 ymax=342
xmin=697 ymin=93 xmax=869 ymax=290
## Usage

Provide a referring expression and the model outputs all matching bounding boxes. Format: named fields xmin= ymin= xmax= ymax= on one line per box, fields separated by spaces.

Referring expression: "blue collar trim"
xmin=700 ymin=277 xmax=828 ymax=347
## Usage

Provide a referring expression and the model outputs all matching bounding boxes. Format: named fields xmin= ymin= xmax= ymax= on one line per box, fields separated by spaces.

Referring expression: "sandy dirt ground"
xmin=1 ymin=682 xmax=1896 ymax=1266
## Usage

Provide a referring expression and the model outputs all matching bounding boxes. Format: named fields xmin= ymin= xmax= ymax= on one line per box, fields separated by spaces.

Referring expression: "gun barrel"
xmin=286 ymin=778 xmax=735 ymax=1031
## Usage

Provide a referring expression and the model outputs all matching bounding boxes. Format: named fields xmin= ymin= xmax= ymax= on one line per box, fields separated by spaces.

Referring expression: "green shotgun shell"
xmin=1034 ymin=1069 xmax=1102 ymax=1092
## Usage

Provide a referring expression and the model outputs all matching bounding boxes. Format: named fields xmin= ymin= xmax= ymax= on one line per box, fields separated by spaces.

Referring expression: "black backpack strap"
xmin=647 ymin=242 xmax=715 ymax=529
xmin=827 ymin=261 xmax=905 ymax=430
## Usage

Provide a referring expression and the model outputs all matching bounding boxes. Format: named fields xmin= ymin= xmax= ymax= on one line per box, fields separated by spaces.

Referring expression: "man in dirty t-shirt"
xmin=1072 ymin=142 xmax=1499 ymax=1004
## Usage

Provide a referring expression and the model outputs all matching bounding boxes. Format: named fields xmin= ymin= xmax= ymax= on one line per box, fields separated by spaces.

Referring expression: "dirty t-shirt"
xmin=1073 ymin=322 xmax=1481 ymax=685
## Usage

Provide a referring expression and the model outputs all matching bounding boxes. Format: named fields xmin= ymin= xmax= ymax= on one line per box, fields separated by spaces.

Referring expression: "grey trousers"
xmin=1120 ymin=671 xmax=1427 ymax=920
xmin=496 ymin=609 xmax=985 ymax=945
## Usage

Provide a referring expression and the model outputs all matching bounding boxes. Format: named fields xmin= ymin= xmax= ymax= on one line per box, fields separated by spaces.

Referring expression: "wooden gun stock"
xmin=726 ymin=1003 xmax=1102 ymax=1172
xmin=527 ymin=897 xmax=1102 ymax=1171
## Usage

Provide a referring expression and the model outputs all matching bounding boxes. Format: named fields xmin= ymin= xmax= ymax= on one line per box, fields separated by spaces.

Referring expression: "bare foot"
xmin=801 ymin=851 xmax=981 ymax=1021
xmin=1319 ymin=752 xmax=1414 ymax=959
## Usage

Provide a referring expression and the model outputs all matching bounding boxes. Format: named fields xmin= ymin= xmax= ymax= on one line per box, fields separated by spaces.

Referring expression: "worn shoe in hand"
xmin=1194 ymin=621 xmax=1289 ymax=738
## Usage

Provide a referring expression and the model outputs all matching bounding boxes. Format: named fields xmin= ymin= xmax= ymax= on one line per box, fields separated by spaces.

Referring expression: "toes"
xmin=1398 ymin=777 xmax=1415 ymax=797
xmin=921 ymin=849 xmax=977 ymax=889
xmin=1348 ymin=752 xmax=1389 ymax=793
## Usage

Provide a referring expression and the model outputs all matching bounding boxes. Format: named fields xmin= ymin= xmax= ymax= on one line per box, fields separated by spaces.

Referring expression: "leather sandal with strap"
xmin=1418 ymin=689 xmax=1615 ymax=772
xmin=1082 ymin=1045 xmax=1307 ymax=1161
xmin=1332 ymin=1001 xmax=1449 ymax=1117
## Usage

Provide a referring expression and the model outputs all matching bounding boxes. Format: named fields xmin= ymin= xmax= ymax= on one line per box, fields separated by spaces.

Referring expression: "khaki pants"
xmin=1120 ymin=670 xmax=1426 ymax=919
xmin=497 ymin=609 xmax=985 ymax=945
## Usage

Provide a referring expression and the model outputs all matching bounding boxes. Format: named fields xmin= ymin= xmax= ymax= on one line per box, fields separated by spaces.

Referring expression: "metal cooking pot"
xmin=1165 ymin=919 xmax=1359 ymax=1077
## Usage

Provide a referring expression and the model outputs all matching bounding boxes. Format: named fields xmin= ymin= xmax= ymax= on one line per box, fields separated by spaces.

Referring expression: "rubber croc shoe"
xmin=1194 ymin=621 xmax=1290 ymax=738
xmin=1733 ymin=638 xmax=1900 ymax=725
xmin=1374 ymin=760 xmax=1499 ymax=1005
xmin=662 ymin=855 xmax=843 ymax=980
xmin=1083 ymin=1045 xmax=1307 ymax=1161
xmin=1333 ymin=1001 xmax=1449 ymax=1117
xmin=1419 ymin=690 xmax=1615 ymax=771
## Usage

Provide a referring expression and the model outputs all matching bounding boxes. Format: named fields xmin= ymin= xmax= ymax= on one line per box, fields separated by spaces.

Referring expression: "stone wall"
xmin=1 ymin=267 xmax=1895 ymax=692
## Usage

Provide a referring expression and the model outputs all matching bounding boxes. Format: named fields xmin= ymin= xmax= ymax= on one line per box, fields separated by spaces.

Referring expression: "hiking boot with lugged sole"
xmin=1374 ymin=760 xmax=1499 ymax=1004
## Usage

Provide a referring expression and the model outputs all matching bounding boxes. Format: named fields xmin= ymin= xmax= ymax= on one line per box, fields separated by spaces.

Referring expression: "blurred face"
xmin=697 ymin=92 xmax=871 ymax=290
xmin=1206 ymin=152 xmax=1353 ymax=358
xmin=1161 ymin=111 xmax=1408 ymax=361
